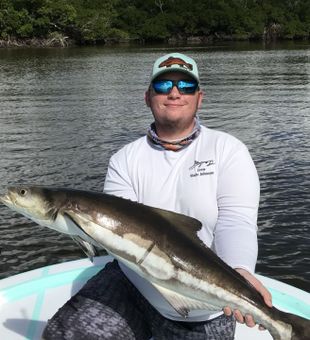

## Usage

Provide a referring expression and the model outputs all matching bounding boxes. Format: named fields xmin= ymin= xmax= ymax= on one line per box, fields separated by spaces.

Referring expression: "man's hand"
xmin=223 ymin=268 xmax=272 ymax=329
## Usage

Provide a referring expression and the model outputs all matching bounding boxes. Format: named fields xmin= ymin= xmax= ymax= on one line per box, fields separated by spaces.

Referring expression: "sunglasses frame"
xmin=151 ymin=79 xmax=199 ymax=95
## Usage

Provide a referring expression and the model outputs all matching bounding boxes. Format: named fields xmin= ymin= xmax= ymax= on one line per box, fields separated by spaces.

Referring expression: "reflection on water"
xmin=0 ymin=42 xmax=309 ymax=291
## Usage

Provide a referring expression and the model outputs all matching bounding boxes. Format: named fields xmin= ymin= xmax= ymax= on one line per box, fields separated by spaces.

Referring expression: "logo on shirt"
xmin=189 ymin=160 xmax=215 ymax=177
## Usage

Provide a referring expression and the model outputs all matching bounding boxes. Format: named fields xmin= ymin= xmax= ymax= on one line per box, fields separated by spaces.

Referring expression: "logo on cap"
xmin=159 ymin=57 xmax=193 ymax=71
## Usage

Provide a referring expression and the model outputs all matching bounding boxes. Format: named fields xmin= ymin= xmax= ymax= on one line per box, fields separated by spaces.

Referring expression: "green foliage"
xmin=141 ymin=13 xmax=170 ymax=41
xmin=114 ymin=5 xmax=148 ymax=38
xmin=69 ymin=0 xmax=120 ymax=42
xmin=0 ymin=4 xmax=33 ymax=38
xmin=0 ymin=0 xmax=309 ymax=44
xmin=34 ymin=0 xmax=76 ymax=36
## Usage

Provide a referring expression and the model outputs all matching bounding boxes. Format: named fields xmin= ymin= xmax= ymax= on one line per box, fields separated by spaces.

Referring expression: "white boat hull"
xmin=0 ymin=256 xmax=309 ymax=340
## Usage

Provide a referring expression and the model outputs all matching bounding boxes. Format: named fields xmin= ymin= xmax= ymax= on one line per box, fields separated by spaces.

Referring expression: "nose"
xmin=168 ymin=85 xmax=181 ymax=98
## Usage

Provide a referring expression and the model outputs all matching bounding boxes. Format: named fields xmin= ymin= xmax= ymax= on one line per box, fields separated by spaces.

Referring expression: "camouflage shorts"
xmin=43 ymin=260 xmax=236 ymax=340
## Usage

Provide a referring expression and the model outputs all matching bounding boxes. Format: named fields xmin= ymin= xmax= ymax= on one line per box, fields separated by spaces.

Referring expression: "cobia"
xmin=0 ymin=186 xmax=308 ymax=340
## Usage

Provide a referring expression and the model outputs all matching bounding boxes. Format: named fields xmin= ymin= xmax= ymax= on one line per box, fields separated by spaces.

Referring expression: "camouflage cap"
xmin=151 ymin=53 xmax=199 ymax=82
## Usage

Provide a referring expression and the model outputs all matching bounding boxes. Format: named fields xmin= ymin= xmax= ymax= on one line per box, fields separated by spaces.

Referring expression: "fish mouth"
xmin=0 ymin=193 xmax=13 ymax=206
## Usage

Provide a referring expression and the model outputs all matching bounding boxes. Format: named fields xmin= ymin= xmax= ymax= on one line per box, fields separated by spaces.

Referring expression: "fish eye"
xmin=19 ymin=189 xmax=27 ymax=196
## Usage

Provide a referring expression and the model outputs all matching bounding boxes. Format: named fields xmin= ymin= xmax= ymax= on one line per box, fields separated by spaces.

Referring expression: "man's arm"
xmin=103 ymin=150 xmax=137 ymax=201
xmin=224 ymin=268 xmax=272 ymax=328
xmin=214 ymin=141 xmax=272 ymax=326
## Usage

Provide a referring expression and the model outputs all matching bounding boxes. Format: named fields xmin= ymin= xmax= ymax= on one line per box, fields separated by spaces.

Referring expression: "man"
xmin=43 ymin=53 xmax=272 ymax=339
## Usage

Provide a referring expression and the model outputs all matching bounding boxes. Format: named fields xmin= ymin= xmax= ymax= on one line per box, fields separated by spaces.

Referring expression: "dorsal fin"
xmin=151 ymin=207 xmax=202 ymax=235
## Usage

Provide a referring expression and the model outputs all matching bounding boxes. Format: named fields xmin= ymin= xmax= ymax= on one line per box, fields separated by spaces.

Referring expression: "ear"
xmin=145 ymin=89 xmax=151 ymax=107
xmin=197 ymin=90 xmax=203 ymax=109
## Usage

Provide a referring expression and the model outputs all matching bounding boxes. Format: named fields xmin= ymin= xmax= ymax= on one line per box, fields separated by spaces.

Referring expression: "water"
xmin=0 ymin=42 xmax=309 ymax=291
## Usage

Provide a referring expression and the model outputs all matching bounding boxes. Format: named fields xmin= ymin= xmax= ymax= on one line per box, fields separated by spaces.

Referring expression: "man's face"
xmin=145 ymin=72 xmax=203 ymax=133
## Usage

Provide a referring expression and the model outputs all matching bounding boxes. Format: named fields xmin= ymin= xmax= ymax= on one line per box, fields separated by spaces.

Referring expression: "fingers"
xmin=235 ymin=268 xmax=273 ymax=308
xmin=233 ymin=310 xmax=252 ymax=326
xmin=223 ymin=307 xmax=256 ymax=328
xmin=260 ymin=285 xmax=273 ymax=307
xmin=224 ymin=268 xmax=272 ymax=330
xmin=223 ymin=306 xmax=232 ymax=316
xmin=259 ymin=324 xmax=266 ymax=331
xmin=252 ymin=278 xmax=272 ymax=307
xmin=233 ymin=309 xmax=244 ymax=323
xmin=244 ymin=314 xmax=255 ymax=327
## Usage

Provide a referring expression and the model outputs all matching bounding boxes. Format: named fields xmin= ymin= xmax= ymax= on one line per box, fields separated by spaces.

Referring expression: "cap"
xmin=151 ymin=53 xmax=199 ymax=82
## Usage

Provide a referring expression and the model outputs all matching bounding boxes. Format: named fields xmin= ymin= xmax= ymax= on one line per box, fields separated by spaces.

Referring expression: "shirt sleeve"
xmin=103 ymin=149 xmax=138 ymax=202
xmin=214 ymin=141 xmax=260 ymax=274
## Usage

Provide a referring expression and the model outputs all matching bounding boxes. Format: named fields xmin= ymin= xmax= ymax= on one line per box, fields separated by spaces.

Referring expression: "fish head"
xmin=0 ymin=185 xmax=59 ymax=223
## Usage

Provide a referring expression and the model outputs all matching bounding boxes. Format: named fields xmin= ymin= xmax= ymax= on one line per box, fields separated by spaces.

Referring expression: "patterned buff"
xmin=147 ymin=119 xmax=201 ymax=151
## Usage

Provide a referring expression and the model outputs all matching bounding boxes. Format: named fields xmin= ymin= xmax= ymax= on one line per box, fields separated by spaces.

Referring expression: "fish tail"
xmin=285 ymin=313 xmax=309 ymax=340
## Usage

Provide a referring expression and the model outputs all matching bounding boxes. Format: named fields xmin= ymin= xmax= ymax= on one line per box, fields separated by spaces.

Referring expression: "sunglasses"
xmin=152 ymin=79 xmax=199 ymax=95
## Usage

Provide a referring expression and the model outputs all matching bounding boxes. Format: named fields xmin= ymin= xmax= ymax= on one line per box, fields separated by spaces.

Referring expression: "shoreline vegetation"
xmin=1 ymin=0 xmax=309 ymax=48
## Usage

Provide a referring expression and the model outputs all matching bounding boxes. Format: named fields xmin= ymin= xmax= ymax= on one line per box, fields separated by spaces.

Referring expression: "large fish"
xmin=0 ymin=186 xmax=308 ymax=340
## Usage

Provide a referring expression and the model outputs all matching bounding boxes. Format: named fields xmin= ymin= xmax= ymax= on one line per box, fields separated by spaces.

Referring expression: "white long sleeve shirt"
xmin=103 ymin=125 xmax=260 ymax=321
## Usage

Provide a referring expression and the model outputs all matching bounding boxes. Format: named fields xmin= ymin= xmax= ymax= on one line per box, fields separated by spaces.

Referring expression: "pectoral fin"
xmin=61 ymin=212 xmax=99 ymax=261
xmin=71 ymin=235 xmax=100 ymax=262
xmin=151 ymin=282 xmax=220 ymax=318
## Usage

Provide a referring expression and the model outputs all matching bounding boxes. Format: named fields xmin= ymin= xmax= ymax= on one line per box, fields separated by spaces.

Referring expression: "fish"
xmin=0 ymin=185 xmax=308 ymax=340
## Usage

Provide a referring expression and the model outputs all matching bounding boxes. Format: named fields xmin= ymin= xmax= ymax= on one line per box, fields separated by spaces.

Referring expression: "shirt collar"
xmin=147 ymin=118 xmax=201 ymax=151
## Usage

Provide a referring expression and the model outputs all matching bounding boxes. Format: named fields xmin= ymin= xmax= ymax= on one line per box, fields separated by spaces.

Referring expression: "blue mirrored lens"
xmin=153 ymin=80 xmax=173 ymax=93
xmin=152 ymin=80 xmax=198 ymax=94
xmin=178 ymin=80 xmax=198 ymax=93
